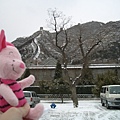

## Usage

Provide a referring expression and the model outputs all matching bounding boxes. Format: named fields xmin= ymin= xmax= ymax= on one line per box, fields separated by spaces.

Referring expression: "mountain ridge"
xmin=12 ymin=20 xmax=120 ymax=66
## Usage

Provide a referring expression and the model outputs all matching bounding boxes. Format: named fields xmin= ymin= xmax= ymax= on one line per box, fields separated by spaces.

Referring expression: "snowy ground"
xmin=39 ymin=100 xmax=120 ymax=120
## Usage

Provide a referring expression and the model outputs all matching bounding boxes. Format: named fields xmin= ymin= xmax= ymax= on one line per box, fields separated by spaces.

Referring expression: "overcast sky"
xmin=0 ymin=0 xmax=120 ymax=42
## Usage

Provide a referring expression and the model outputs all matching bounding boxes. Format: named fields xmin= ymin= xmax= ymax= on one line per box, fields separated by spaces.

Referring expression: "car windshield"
xmin=24 ymin=92 xmax=30 ymax=97
xmin=110 ymin=86 xmax=120 ymax=94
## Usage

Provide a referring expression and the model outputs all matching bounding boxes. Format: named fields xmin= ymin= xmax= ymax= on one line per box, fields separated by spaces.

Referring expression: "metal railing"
xmin=38 ymin=94 xmax=96 ymax=100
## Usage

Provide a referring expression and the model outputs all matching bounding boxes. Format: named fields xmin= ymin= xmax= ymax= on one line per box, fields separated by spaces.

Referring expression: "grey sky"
xmin=0 ymin=0 xmax=120 ymax=42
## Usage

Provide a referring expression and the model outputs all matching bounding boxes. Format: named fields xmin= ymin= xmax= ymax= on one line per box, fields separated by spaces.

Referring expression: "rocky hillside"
xmin=12 ymin=21 xmax=120 ymax=66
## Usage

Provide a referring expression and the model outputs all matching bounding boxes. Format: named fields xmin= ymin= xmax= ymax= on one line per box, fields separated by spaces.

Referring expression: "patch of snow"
xmin=33 ymin=38 xmax=41 ymax=60
xmin=39 ymin=100 xmax=120 ymax=120
xmin=72 ymin=80 xmax=75 ymax=85
xmin=31 ymin=41 xmax=36 ymax=53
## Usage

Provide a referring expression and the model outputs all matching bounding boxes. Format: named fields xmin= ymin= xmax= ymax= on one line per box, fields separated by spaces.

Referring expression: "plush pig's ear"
xmin=0 ymin=30 xmax=7 ymax=52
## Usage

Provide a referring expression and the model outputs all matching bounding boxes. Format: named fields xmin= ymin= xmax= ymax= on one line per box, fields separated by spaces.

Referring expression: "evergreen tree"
xmin=54 ymin=60 xmax=62 ymax=80
xmin=92 ymin=70 xmax=120 ymax=97
xmin=53 ymin=60 xmax=70 ymax=103
xmin=81 ymin=67 xmax=94 ymax=85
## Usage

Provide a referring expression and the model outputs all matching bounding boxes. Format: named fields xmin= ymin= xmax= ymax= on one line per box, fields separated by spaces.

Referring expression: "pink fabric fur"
xmin=0 ymin=30 xmax=44 ymax=120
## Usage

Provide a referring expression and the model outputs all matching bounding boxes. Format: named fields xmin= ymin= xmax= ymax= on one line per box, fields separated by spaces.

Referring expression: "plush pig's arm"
xmin=0 ymin=84 xmax=18 ymax=106
xmin=18 ymin=75 xmax=35 ymax=90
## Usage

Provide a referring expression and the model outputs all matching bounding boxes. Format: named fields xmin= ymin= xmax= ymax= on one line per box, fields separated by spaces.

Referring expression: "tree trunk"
xmin=60 ymin=94 xmax=64 ymax=103
xmin=71 ymin=84 xmax=78 ymax=107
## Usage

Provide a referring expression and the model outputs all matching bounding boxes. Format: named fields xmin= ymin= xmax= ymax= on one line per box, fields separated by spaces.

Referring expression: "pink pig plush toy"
xmin=0 ymin=30 xmax=44 ymax=120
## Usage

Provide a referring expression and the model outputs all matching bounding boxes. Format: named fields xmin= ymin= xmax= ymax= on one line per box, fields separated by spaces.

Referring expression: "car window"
xmin=101 ymin=87 xmax=106 ymax=93
xmin=106 ymin=87 xmax=108 ymax=91
xmin=110 ymin=86 xmax=120 ymax=94
xmin=34 ymin=93 xmax=37 ymax=97
xmin=104 ymin=87 xmax=106 ymax=93
xmin=32 ymin=93 xmax=36 ymax=97
xmin=32 ymin=93 xmax=34 ymax=97
xmin=24 ymin=92 xmax=30 ymax=97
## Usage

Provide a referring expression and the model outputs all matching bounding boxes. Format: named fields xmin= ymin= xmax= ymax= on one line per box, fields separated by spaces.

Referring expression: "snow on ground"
xmin=39 ymin=100 xmax=120 ymax=120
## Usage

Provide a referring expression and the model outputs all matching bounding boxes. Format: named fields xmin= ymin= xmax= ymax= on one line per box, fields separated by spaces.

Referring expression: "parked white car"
xmin=23 ymin=91 xmax=40 ymax=107
xmin=100 ymin=85 xmax=120 ymax=109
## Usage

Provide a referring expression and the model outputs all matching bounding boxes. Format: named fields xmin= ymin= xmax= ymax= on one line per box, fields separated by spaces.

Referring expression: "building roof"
xmin=40 ymin=57 xmax=57 ymax=66
xmin=27 ymin=64 xmax=120 ymax=69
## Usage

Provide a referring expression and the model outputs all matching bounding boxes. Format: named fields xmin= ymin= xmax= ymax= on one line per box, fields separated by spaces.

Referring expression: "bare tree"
xmin=47 ymin=8 xmax=79 ymax=107
xmin=47 ymin=8 xmax=110 ymax=107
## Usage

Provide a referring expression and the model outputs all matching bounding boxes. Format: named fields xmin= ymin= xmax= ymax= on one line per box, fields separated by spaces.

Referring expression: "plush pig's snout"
xmin=19 ymin=63 xmax=25 ymax=69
